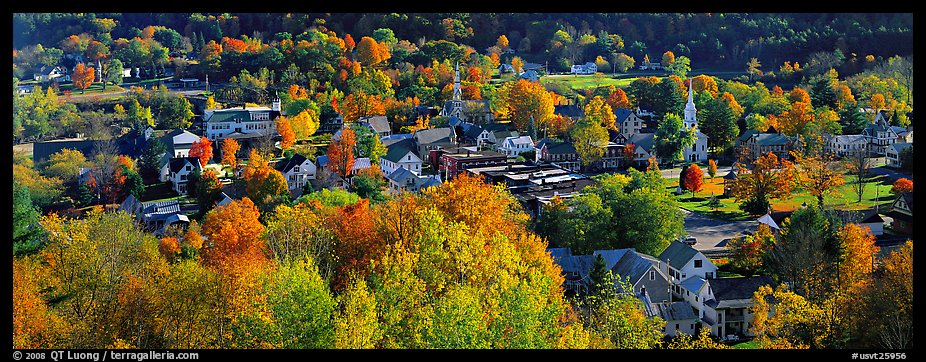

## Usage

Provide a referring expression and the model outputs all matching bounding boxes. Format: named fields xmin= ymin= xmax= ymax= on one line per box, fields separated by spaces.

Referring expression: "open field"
xmin=664 ymin=174 xmax=895 ymax=221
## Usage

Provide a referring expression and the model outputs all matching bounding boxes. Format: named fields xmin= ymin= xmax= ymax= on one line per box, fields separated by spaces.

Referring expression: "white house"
xmin=164 ymin=157 xmax=201 ymax=195
xmin=615 ymin=108 xmax=650 ymax=139
xmin=33 ymin=65 xmax=70 ymax=82
xmin=825 ymin=134 xmax=869 ymax=157
xmin=498 ymin=135 xmax=535 ymax=158
xmin=380 ymin=138 xmax=422 ymax=177
xmin=570 ymin=62 xmax=597 ymax=75
xmin=886 ymin=142 xmax=912 ymax=168
xmin=161 ymin=129 xmax=200 ymax=158
xmin=476 ymin=124 xmax=519 ymax=150
xmin=203 ymin=103 xmax=281 ymax=142
xmin=863 ymin=113 xmax=904 ymax=156
xmin=275 ymin=153 xmax=316 ymax=191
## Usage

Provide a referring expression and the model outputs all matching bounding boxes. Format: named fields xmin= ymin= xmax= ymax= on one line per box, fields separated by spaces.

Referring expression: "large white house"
xmin=498 ymin=135 xmax=535 ymax=158
xmin=204 ymin=102 xmax=281 ymax=142
xmin=886 ymin=142 xmax=912 ymax=168
xmin=570 ymin=62 xmax=597 ymax=75
xmin=863 ymin=112 xmax=906 ymax=156
xmin=825 ymin=134 xmax=869 ymax=157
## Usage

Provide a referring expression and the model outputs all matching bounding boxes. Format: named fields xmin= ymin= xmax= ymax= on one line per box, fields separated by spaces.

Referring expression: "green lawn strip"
xmin=730 ymin=339 xmax=761 ymax=349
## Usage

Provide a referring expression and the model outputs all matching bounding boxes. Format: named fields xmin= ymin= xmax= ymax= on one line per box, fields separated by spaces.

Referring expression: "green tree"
xmin=139 ymin=138 xmax=166 ymax=181
xmin=654 ymin=113 xmax=696 ymax=167
xmin=571 ymin=121 xmax=609 ymax=168
xmin=665 ymin=56 xmax=691 ymax=78
xmin=766 ymin=205 xmax=840 ymax=301
xmin=700 ymin=95 xmax=740 ymax=152
xmin=586 ymin=254 xmax=612 ymax=298
xmin=104 ymin=58 xmax=124 ymax=91
xmin=13 ymin=183 xmax=44 ymax=256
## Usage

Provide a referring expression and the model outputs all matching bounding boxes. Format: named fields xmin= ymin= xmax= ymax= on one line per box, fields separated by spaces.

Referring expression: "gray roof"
xmin=723 ymin=169 xmax=738 ymax=180
xmin=359 ymin=116 xmax=391 ymax=134
xmin=138 ymin=200 xmax=181 ymax=220
xmin=627 ymin=133 xmax=656 ymax=152
xmin=707 ymin=276 xmax=775 ymax=302
xmin=543 ymin=141 xmax=577 ymax=155
xmin=205 ymin=108 xmax=281 ymax=123
xmin=381 ymin=133 xmax=414 ymax=146
xmin=613 ymin=107 xmax=633 ymax=123
xmin=386 ymin=167 xmax=442 ymax=189
xmin=649 ymin=302 xmax=698 ymax=322
xmin=216 ymin=192 xmax=234 ymax=207
xmin=593 ymin=249 xmax=633 ymax=271
xmin=680 ymin=275 xmax=708 ymax=294
xmin=657 ymin=240 xmax=700 ymax=270
xmin=611 ymin=251 xmax=660 ymax=285
xmin=352 ymin=157 xmax=372 ymax=171
xmin=741 ymin=132 xmax=792 ymax=146
xmin=316 ymin=155 xmax=329 ymax=168
xmin=413 ymin=127 xmax=455 ymax=145
xmin=383 ymin=138 xmax=418 ymax=163
xmin=162 ymin=128 xmax=199 ymax=146
xmin=890 ymin=142 xmax=912 ymax=154
xmin=463 ymin=124 xmax=486 ymax=141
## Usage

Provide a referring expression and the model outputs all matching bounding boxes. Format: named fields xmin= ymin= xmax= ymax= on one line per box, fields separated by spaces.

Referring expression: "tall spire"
xmin=453 ymin=62 xmax=462 ymax=102
xmin=684 ymin=78 xmax=697 ymax=127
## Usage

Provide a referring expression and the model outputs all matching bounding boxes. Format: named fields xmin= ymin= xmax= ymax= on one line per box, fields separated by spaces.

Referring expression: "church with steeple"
xmin=439 ymin=63 xmax=494 ymax=124
xmin=682 ymin=80 xmax=709 ymax=162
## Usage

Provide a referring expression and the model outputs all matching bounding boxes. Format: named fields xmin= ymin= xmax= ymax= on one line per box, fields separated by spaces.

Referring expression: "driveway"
xmin=681 ymin=209 xmax=757 ymax=252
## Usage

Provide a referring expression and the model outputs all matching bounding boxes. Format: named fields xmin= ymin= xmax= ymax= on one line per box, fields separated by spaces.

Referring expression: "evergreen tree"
xmin=13 ymin=183 xmax=44 ymax=256
xmin=809 ymin=76 xmax=837 ymax=110
xmin=587 ymin=254 xmax=612 ymax=298
xmin=139 ymin=138 xmax=166 ymax=181
xmin=655 ymin=80 xmax=685 ymax=118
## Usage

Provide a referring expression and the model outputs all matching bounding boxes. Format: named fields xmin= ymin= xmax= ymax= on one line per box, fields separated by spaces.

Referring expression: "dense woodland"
xmin=12 ymin=13 xmax=913 ymax=350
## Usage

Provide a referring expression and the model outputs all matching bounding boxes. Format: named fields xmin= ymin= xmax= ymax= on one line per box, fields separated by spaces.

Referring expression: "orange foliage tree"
xmin=242 ymin=149 xmax=289 ymax=208
xmin=200 ymin=197 xmax=267 ymax=271
xmin=606 ymin=88 xmax=631 ymax=110
xmin=73 ymin=63 xmax=95 ymax=94
xmin=327 ymin=127 xmax=356 ymax=178
xmin=731 ymin=152 xmax=796 ymax=215
xmin=327 ymin=199 xmax=382 ymax=291
xmin=189 ymin=136 xmax=213 ymax=167
xmin=777 ymin=101 xmax=815 ymax=137
xmin=355 ymin=36 xmax=390 ymax=67
xmin=13 ymin=257 xmax=68 ymax=348
xmin=341 ymin=93 xmax=386 ymax=123
xmin=221 ymin=138 xmax=240 ymax=169
xmin=276 ymin=117 xmax=296 ymax=151
xmin=891 ymin=178 xmax=913 ymax=194
xmin=680 ymin=163 xmax=704 ymax=199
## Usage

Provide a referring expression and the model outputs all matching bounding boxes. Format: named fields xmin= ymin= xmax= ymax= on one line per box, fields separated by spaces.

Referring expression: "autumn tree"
xmin=606 ymin=88 xmax=631 ymax=111
xmin=200 ymin=197 xmax=266 ymax=270
xmin=72 ymin=63 xmax=95 ymax=94
xmin=731 ymin=152 xmax=796 ymax=215
xmin=667 ymin=328 xmax=728 ymax=349
xmin=500 ymin=79 xmax=555 ymax=131
xmin=891 ymin=178 xmax=913 ymax=194
xmin=750 ymin=284 xmax=831 ymax=349
xmin=765 ymin=205 xmax=840 ymax=301
xmin=860 ymin=241 xmax=912 ymax=348
xmin=221 ymin=138 xmax=240 ymax=169
xmin=707 ymin=159 xmax=717 ymax=180
xmin=13 ymin=183 xmax=44 ymax=256
xmin=847 ymin=149 xmax=871 ymax=203
xmin=327 ymin=127 xmax=356 ymax=178
xmin=511 ymin=56 xmax=524 ymax=73
xmin=355 ymin=36 xmax=390 ymax=67
xmin=13 ymin=256 xmax=69 ymax=348
xmin=188 ymin=136 xmax=213 ymax=167
xmin=680 ymin=163 xmax=703 ymax=199
xmin=727 ymin=221 xmax=774 ymax=274
xmin=289 ymin=109 xmax=321 ymax=140
xmin=746 ymin=57 xmax=762 ymax=81
xmin=263 ymin=203 xmax=336 ymax=280
xmin=193 ymin=169 xmax=223 ymax=210
xmin=661 ymin=51 xmax=675 ymax=67
xmin=584 ymin=96 xmax=617 ymax=130
xmin=792 ymin=150 xmax=845 ymax=207
xmin=571 ymin=120 xmax=608 ymax=168
xmin=276 ymin=116 xmax=296 ymax=151
xmin=242 ymin=149 xmax=289 ymax=211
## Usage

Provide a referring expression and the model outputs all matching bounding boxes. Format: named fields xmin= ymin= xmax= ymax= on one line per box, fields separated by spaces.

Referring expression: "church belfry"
xmin=684 ymin=79 xmax=698 ymax=129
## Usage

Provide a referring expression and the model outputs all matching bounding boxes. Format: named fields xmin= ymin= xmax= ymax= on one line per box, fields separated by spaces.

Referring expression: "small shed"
xmin=722 ymin=169 xmax=738 ymax=197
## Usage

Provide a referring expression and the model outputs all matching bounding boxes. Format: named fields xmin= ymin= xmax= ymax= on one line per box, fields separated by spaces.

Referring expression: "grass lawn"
xmin=541 ymin=74 xmax=638 ymax=91
xmin=730 ymin=339 xmax=760 ymax=349
xmin=664 ymin=174 xmax=894 ymax=220
xmin=58 ymin=82 xmax=126 ymax=96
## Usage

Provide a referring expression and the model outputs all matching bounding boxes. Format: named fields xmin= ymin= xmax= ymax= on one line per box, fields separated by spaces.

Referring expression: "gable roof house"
xmin=536 ymin=140 xmax=580 ymax=172
xmin=641 ymin=298 xmax=701 ymax=338
xmin=886 ymin=142 xmax=912 ymax=168
xmin=887 ymin=192 xmax=913 ymax=235
xmin=570 ymin=62 xmax=598 ymax=75
xmin=548 ymin=248 xmax=672 ymax=303
xmin=439 ymin=64 xmax=495 ymax=124
xmin=164 ymin=157 xmax=201 ymax=195
xmin=554 ymin=104 xmax=585 ymax=122
xmin=702 ymin=276 xmax=776 ymax=339
xmin=862 ymin=115 xmax=904 ymax=156
xmin=736 ymin=130 xmax=795 ymax=161
xmin=33 ymin=65 xmax=70 ymax=83
xmin=274 ymin=153 xmax=317 ymax=194
xmin=499 ymin=135 xmax=535 ymax=158
xmin=412 ymin=127 xmax=457 ymax=164
xmin=380 ymin=138 xmax=423 ymax=177
xmin=626 ymin=133 xmax=657 ymax=166
xmin=118 ymin=195 xmax=187 ymax=234
xmin=824 ymin=134 xmax=869 ymax=157
xmin=385 ymin=167 xmax=442 ymax=194
xmin=357 ymin=115 xmax=392 ymax=138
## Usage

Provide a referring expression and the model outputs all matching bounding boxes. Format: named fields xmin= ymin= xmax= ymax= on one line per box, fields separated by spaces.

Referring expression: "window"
xmin=186 ymin=165 xmax=191 ymax=171
xmin=675 ymin=323 xmax=679 ymax=330
xmin=694 ymin=259 xmax=702 ymax=268
xmin=649 ymin=270 xmax=655 ymax=280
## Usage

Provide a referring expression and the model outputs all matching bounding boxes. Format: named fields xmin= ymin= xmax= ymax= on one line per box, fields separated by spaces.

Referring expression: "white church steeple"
xmin=452 ymin=62 xmax=462 ymax=102
xmin=684 ymin=79 xmax=697 ymax=128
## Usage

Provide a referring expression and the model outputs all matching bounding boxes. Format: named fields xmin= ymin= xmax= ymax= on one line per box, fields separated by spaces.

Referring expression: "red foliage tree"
xmin=327 ymin=128 xmax=356 ymax=178
xmin=188 ymin=137 xmax=213 ymax=168
xmin=681 ymin=163 xmax=704 ymax=199
xmin=892 ymin=178 xmax=913 ymax=194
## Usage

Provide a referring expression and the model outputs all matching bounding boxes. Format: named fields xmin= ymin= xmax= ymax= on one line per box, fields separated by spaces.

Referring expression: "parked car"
xmin=682 ymin=236 xmax=697 ymax=246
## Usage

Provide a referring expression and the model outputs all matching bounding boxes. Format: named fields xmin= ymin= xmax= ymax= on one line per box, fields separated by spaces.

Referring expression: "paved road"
xmin=869 ymin=164 xmax=913 ymax=183
xmin=661 ymin=165 xmax=733 ymax=180
xmin=681 ymin=209 xmax=757 ymax=252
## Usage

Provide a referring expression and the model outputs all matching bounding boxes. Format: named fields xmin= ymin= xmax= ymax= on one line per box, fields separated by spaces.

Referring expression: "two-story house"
xmin=498 ymin=135 xmax=535 ymax=158
xmin=824 ymin=134 xmax=869 ymax=157
xmin=548 ymin=248 xmax=672 ymax=303
xmin=118 ymin=194 xmax=188 ymax=234
xmin=163 ymin=157 xmax=201 ymax=195
xmin=702 ymin=276 xmax=776 ymax=339
xmin=736 ymin=129 xmax=794 ymax=161
xmin=536 ymin=139 xmax=580 ymax=172
xmin=380 ymin=138 xmax=423 ymax=177
xmin=412 ymin=127 xmax=457 ymax=165
xmin=570 ymin=62 xmax=597 ymax=75
xmin=863 ymin=112 xmax=906 ymax=156
xmin=886 ymin=142 xmax=912 ymax=168
xmin=887 ymin=192 xmax=913 ymax=235
xmin=274 ymin=153 xmax=316 ymax=192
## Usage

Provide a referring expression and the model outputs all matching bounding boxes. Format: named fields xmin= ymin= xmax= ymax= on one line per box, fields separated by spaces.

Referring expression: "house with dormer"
xmin=863 ymin=112 xmax=906 ymax=156
xmin=162 ymin=157 xmax=201 ymax=195
xmin=203 ymin=103 xmax=281 ymax=143
xmin=385 ymin=167 xmax=442 ymax=194
xmin=413 ymin=127 xmax=457 ymax=164
xmin=380 ymin=138 xmax=423 ymax=177
xmin=887 ymin=192 xmax=913 ymax=235
xmin=499 ymin=135 xmax=535 ymax=158
xmin=357 ymin=115 xmax=392 ymax=138
xmin=548 ymin=248 xmax=672 ymax=303
xmin=274 ymin=153 xmax=316 ymax=192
